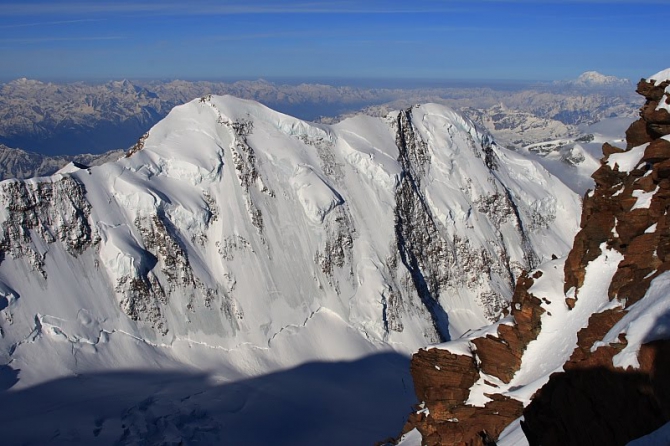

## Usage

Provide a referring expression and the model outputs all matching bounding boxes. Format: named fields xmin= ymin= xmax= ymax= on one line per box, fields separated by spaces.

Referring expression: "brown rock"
xmin=472 ymin=335 xmax=520 ymax=384
xmin=635 ymin=174 xmax=657 ymax=192
xmin=566 ymin=308 xmax=626 ymax=368
xmin=398 ymin=75 xmax=670 ymax=445
xmin=619 ymin=233 xmax=660 ymax=267
xmin=564 ymin=207 xmax=614 ymax=292
xmin=591 ymin=164 xmax=625 ymax=188
xmin=642 ymin=101 xmax=670 ymax=125
xmin=410 ymin=348 xmax=480 ymax=412
xmin=636 ymin=79 xmax=670 ymax=101
xmin=625 ymin=119 xmax=654 ymax=149
xmin=401 ymin=272 xmax=545 ymax=445
xmin=652 ymin=159 xmax=670 ymax=180
xmin=616 ymin=209 xmax=653 ymax=245
xmin=410 ymin=394 xmax=524 ymax=446
xmin=643 ymin=137 xmax=670 ymax=163
xmin=602 ymin=142 xmax=625 ymax=156
xmin=649 ymin=123 xmax=670 ymax=137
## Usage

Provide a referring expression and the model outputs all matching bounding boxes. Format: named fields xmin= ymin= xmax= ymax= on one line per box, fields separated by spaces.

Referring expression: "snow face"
xmin=506 ymin=246 xmax=624 ymax=403
xmin=396 ymin=428 xmax=423 ymax=446
xmin=597 ymin=272 xmax=670 ymax=369
xmin=631 ymin=187 xmax=658 ymax=210
xmin=0 ymin=96 xmax=582 ymax=444
xmin=657 ymin=86 xmax=670 ymax=113
xmin=289 ymin=166 xmax=343 ymax=224
xmin=498 ymin=417 xmax=529 ymax=446
xmin=607 ymin=143 xmax=648 ymax=173
xmin=575 ymin=71 xmax=630 ymax=87
xmin=647 ymin=68 xmax=670 ymax=86
xmin=518 ymin=116 xmax=632 ymax=195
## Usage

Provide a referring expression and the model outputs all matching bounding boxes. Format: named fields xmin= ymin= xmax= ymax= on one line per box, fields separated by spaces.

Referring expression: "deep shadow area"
xmin=0 ymin=365 xmax=19 ymax=392
xmin=0 ymin=352 xmax=414 ymax=446
xmin=521 ymin=339 xmax=670 ymax=446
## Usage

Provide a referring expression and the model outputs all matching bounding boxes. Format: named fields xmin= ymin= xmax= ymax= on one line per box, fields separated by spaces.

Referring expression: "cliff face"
xmin=522 ymin=72 xmax=670 ymax=446
xmin=399 ymin=70 xmax=670 ymax=446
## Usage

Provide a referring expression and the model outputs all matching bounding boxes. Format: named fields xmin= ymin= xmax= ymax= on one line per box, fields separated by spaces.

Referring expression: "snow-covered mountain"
xmin=552 ymin=70 xmax=632 ymax=89
xmin=571 ymin=71 xmax=632 ymax=88
xmin=463 ymin=103 xmax=575 ymax=148
xmin=0 ymin=96 xmax=581 ymax=444
xmin=0 ymin=78 xmax=166 ymax=155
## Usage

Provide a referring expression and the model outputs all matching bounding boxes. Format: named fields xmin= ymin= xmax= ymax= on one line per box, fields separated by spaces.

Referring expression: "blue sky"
xmin=1 ymin=0 xmax=669 ymax=82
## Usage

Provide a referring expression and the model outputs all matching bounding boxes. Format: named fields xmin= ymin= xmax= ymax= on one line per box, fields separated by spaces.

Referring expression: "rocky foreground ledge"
xmin=396 ymin=70 xmax=670 ymax=445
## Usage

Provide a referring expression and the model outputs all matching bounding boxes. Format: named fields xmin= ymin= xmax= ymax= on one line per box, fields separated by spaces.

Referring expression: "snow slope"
xmin=0 ymin=96 xmax=581 ymax=444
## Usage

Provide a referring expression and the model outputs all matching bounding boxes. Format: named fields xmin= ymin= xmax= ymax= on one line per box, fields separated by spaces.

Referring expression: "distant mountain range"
xmin=0 ymin=72 xmax=640 ymax=161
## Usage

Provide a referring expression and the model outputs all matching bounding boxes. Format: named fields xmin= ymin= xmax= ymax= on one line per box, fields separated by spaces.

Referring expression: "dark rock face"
xmin=397 ymin=74 xmax=670 ymax=445
xmin=0 ymin=176 xmax=93 ymax=276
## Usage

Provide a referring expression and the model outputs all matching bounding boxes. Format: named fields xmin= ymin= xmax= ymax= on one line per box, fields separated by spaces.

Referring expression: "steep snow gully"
xmin=0 ymin=95 xmax=581 ymax=444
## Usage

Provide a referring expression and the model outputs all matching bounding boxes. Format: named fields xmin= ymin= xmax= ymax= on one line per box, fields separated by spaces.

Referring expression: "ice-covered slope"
xmin=0 ymin=96 xmax=580 ymax=444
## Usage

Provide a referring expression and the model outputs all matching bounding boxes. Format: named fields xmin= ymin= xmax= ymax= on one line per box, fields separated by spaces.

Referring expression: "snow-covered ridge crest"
xmin=647 ymin=67 xmax=670 ymax=86
xmin=0 ymin=96 xmax=580 ymax=417
xmin=575 ymin=70 xmax=630 ymax=86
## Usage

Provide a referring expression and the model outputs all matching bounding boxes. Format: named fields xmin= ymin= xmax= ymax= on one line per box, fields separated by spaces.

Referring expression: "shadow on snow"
xmin=0 ymin=351 xmax=414 ymax=446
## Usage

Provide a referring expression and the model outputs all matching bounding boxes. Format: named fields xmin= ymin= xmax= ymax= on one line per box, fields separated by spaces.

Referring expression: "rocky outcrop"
xmin=0 ymin=175 xmax=93 ymax=276
xmin=405 ymin=348 xmax=523 ymax=445
xmin=521 ymin=74 xmax=670 ymax=445
xmin=565 ymin=76 xmax=670 ymax=304
xmin=398 ymin=72 xmax=670 ymax=445
xmin=398 ymin=272 xmax=543 ymax=445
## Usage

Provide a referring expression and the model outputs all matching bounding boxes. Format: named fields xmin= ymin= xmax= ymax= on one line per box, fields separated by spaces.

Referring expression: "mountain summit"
xmin=569 ymin=71 xmax=631 ymax=88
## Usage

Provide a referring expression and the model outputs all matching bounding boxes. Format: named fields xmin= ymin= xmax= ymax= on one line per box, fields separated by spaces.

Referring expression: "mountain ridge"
xmin=0 ymin=96 xmax=580 ymax=444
